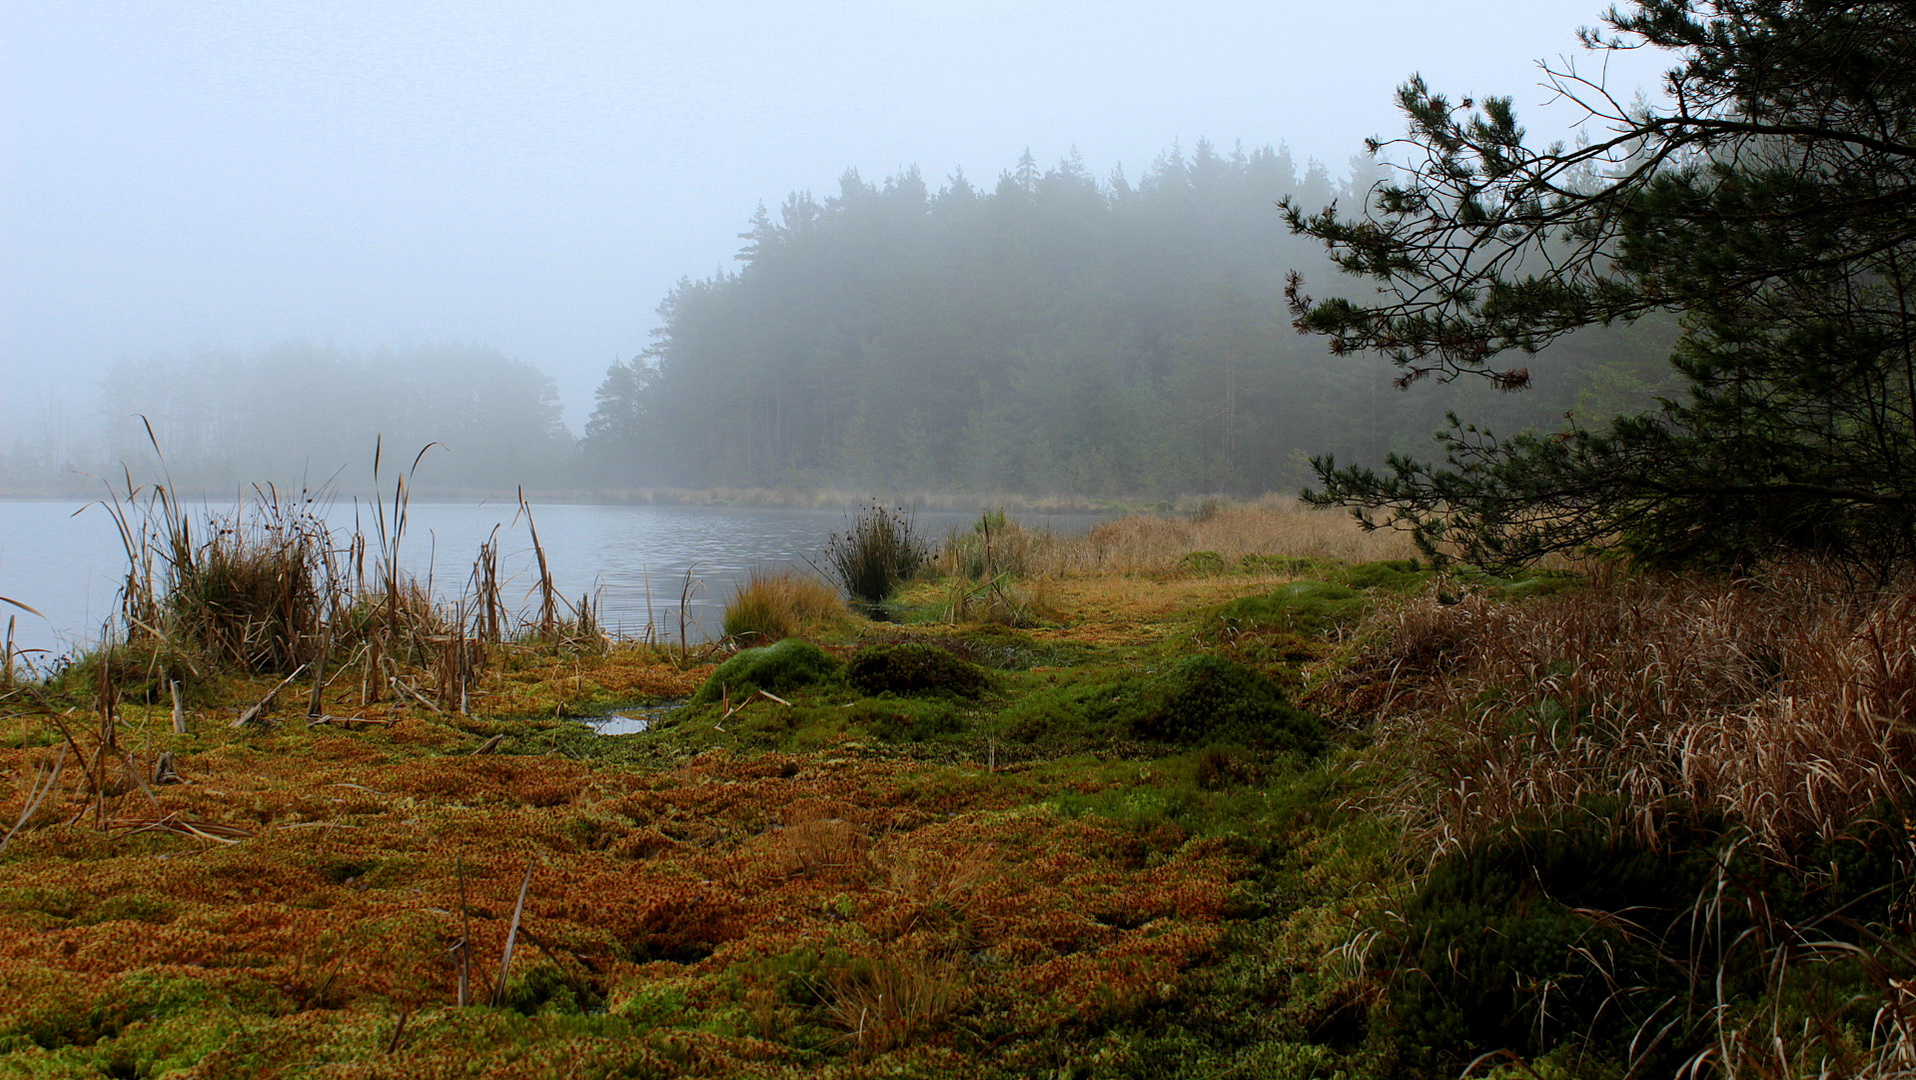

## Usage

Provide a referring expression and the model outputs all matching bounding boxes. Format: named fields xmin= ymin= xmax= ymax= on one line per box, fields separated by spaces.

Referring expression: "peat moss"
xmin=1123 ymin=655 xmax=1324 ymax=752
xmin=1333 ymin=559 xmax=1427 ymax=593
xmin=690 ymin=639 xmax=841 ymax=705
xmin=1211 ymin=581 xmax=1368 ymax=637
xmin=996 ymin=656 xmax=1323 ymax=755
xmin=846 ymin=642 xmax=989 ymax=698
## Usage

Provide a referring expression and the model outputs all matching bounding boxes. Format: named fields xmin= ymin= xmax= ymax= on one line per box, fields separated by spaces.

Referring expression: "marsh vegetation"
xmin=0 ymin=493 xmax=1910 ymax=1078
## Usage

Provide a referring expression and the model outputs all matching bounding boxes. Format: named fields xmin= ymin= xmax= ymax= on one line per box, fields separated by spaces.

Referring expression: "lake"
xmin=0 ymin=499 xmax=1107 ymax=665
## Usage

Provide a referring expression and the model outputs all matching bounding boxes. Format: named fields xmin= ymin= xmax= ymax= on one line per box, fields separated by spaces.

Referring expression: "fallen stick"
xmin=308 ymin=715 xmax=393 ymax=727
xmin=232 ymin=666 xmax=308 ymax=729
xmin=391 ymin=679 xmax=447 ymax=715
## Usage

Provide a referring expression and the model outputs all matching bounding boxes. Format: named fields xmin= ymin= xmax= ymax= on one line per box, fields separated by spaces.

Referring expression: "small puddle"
xmin=583 ymin=701 xmax=683 ymax=736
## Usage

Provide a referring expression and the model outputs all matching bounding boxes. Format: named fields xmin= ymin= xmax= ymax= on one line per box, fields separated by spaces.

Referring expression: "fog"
xmin=2 ymin=0 xmax=1671 ymax=491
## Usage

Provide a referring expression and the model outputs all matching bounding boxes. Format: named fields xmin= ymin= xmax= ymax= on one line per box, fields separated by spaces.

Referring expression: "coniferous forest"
xmin=14 ymin=141 xmax=1680 ymax=502
xmin=582 ymin=142 xmax=1676 ymax=497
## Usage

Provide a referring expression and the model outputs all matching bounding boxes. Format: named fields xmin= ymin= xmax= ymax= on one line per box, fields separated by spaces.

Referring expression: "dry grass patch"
xmin=1027 ymin=573 xmax=1316 ymax=647
xmin=931 ymin=499 xmax=1413 ymax=585
xmin=722 ymin=569 xmax=847 ymax=645
xmin=1318 ymin=566 xmax=1916 ymax=855
xmin=1071 ymin=499 xmax=1415 ymax=574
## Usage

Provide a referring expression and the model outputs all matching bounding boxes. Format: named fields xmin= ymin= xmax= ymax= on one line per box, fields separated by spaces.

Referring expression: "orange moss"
xmin=0 ymin=703 xmax=1246 ymax=1076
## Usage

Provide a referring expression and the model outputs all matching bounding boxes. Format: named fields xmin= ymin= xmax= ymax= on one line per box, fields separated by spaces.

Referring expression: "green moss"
xmin=846 ymin=642 xmax=989 ymax=698
xmin=1211 ymin=581 xmax=1368 ymax=637
xmin=690 ymin=638 xmax=841 ymax=705
xmin=994 ymin=670 xmax=1134 ymax=745
xmin=995 ymin=657 xmax=1323 ymax=755
xmin=855 ymin=698 xmax=966 ymax=742
xmin=1177 ymin=550 xmax=1230 ymax=576
xmin=1333 ymin=559 xmax=1428 ymax=592
xmin=1121 ymin=656 xmax=1324 ymax=753
xmin=85 ymin=894 xmax=173 ymax=926
xmin=949 ymin=626 xmax=1097 ymax=670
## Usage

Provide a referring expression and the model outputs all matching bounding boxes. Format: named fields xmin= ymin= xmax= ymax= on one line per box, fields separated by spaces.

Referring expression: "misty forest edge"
xmin=5 ymin=139 xmax=1676 ymax=508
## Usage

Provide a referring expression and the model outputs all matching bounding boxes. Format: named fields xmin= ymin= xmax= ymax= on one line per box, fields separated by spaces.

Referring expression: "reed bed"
xmin=90 ymin=464 xmax=600 ymax=712
xmin=1315 ymin=565 xmax=1916 ymax=856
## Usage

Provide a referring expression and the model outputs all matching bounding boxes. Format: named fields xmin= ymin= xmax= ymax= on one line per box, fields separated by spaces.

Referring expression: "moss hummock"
xmin=690 ymin=638 xmax=840 ymax=704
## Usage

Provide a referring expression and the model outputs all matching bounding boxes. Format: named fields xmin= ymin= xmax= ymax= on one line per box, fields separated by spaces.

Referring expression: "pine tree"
xmin=1286 ymin=0 xmax=1916 ymax=572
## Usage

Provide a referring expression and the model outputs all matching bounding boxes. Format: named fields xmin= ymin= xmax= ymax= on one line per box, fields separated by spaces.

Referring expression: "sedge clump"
xmin=722 ymin=569 xmax=846 ymax=645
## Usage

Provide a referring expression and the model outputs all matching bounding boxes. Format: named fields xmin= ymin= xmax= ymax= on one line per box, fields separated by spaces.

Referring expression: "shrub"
xmin=1387 ymin=817 xmax=1689 ymax=1074
xmin=722 ymin=569 xmax=844 ymax=645
xmin=691 ymin=638 xmax=841 ymax=705
xmin=846 ymin=642 xmax=988 ymax=698
xmin=824 ymin=503 xmax=929 ymax=604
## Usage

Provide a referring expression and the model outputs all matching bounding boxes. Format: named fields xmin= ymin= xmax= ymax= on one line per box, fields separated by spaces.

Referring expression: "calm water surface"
xmin=0 ymin=500 xmax=1105 ymax=663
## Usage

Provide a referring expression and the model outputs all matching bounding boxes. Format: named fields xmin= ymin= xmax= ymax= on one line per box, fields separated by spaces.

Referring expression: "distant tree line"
xmin=1 ymin=142 xmax=1678 ymax=502
xmin=583 ymin=141 xmax=1675 ymax=496
xmin=75 ymin=344 xmax=573 ymax=495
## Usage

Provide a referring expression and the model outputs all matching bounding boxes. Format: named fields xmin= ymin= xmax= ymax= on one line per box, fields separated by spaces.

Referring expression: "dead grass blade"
xmin=492 ymin=857 xmax=537 ymax=1007
xmin=0 ymin=743 xmax=67 ymax=854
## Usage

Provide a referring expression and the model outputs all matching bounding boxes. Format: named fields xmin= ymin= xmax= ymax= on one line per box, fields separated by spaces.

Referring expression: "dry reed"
xmin=1317 ymin=565 xmax=1916 ymax=856
xmin=822 ymin=949 xmax=965 ymax=1055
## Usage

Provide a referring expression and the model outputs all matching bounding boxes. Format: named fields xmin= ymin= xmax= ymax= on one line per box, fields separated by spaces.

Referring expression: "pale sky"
xmin=2 ymin=0 xmax=1669 ymax=437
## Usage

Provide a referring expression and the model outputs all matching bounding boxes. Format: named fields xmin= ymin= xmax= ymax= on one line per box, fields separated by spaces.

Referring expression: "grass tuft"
xmin=824 ymin=504 xmax=929 ymax=605
xmin=722 ymin=569 xmax=845 ymax=646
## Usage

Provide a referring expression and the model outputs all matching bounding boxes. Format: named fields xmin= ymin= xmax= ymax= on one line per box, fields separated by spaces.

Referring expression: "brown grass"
xmin=1316 ymin=565 xmax=1916 ymax=855
xmin=929 ymin=498 xmax=1414 ymax=585
xmin=823 ymin=949 xmax=965 ymax=1055
xmin=721 ymin=569 xmax=847 ymax=645
xmin=1065 ymin=498 xmax=1416 ymax=574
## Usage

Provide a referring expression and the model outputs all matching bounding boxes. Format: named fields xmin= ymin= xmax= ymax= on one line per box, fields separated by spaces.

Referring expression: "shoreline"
xmin=0 ymin=481 xmax=1300 ymax=516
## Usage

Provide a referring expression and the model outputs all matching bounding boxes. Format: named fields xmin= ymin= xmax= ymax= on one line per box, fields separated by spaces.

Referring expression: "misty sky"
xmin=3 ymin=0 xmax=1668 ymax=438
